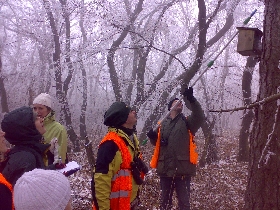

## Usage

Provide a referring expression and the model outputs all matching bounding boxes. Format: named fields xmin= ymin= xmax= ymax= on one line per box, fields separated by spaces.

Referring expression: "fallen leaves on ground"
xmin=68 ymin=131 xmax=247 ymax=210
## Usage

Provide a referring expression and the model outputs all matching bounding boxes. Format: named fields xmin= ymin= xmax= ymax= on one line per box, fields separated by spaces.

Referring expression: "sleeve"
xmin=55 ymin=125 xmax=68 ymax=163
xmin=183 ymin=98 xmax=204 ymax=135
xmin=43 ymin=122 xmax=67 ymax=163
xmin=0 ymin=184 xmax=13 ymax=210
xmin=93 ymin=141 xmax=122 ymax=210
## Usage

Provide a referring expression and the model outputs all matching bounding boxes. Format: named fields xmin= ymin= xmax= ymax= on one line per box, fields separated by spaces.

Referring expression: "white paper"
xmin=57 ymin=161 xmax=81 ymax=173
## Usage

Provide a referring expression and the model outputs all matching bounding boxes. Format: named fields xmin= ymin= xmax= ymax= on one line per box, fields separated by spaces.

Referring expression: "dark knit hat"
xmin=1 ymin=106 xmax=42 ymax=145
xmin=104 ymin=102 xmax=131 ymax=127
xmin=168 ymin=98 xmax=180 ymax=111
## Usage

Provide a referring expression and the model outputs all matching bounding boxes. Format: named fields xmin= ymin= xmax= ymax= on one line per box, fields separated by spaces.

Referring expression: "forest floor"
xmin=68 ymin=130 xmax=248 ymax=210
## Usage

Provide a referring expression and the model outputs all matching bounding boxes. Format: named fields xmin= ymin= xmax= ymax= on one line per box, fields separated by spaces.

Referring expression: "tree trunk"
xmin=238 ymin=56 xmax=257 ymax=162
xmin=107 ymin=0 xmax=144 ymax=102
xmin=43 ymin=0 xmax=79 ymax=151
xmin=244 ymin=0 xmax=280 ymax=209
xmin=0 ymin=55 xmax=9 ymax=113
xmin=199 ymin=76 xmax=218 ymax=167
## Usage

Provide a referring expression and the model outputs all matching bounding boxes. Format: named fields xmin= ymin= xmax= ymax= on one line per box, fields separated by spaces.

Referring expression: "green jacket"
xmin=93 ymin=127 xmax=141 ymax=210
xmin=152 ymin=98 xmax=204 ymax=177
xmin=43 ymin=112 xmax=68 ymax=163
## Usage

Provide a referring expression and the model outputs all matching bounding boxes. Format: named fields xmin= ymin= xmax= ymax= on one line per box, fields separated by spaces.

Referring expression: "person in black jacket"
xmin=1 ymin=106 xmax=64 ymax=186
xmin=147 ymin=87 xmax=204 ymax=210
xmin=0 ymin=130 xmax=13 ymax=210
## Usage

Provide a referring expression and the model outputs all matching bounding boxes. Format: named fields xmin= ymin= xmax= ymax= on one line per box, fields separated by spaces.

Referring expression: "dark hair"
xmin=167 ymin=98 xmax=180 ymax=111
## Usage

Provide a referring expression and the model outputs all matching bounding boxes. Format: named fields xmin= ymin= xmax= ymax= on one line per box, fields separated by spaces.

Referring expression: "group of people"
xmin=92 ymin=86 xmax=203 ymax=210
xmin=0 ymin=86 xmax=203 ymax=210
xmin=0 ymin=93 xmax=69 ymax=210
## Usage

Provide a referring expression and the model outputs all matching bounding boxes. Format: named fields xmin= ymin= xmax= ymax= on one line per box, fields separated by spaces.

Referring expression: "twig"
xmin=209 ymin=92 xmax=280 ymax=113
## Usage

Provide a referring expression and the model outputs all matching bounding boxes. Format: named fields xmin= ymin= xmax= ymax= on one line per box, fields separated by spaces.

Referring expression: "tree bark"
xmin=0 ymin=55 xmax=9 ymax=113
xmin=43 ymin=0 xmax=79 ymax=151
xmin=244 ymin=0 xmax=280 ymax=208
xmin=107 ymin=0 xmax=144 ymax=102
xmin=238 ymin=56 xmax=257 ymax=162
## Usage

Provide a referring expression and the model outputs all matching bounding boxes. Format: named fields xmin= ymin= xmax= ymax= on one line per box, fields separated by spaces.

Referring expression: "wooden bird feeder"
xmin=236 ymin=27 xmax=263 ymax=56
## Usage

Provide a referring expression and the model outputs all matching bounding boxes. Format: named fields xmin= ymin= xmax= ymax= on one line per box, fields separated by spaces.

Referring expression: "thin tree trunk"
xmin=43 ymin=0 xmax=79 ymax=151
xmin=0 ymin=55 xmax=9 ymax=113
xmin=238 ymin=56 xmax=257 ymax=162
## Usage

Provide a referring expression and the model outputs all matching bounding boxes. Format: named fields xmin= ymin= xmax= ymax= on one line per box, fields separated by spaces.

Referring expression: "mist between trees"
xmin=2 ymin=0 xmax=280 ymax=208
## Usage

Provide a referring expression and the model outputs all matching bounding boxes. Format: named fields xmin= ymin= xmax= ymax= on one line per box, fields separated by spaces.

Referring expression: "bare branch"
xmin=210 ymin=93 xmax=280 ymax=113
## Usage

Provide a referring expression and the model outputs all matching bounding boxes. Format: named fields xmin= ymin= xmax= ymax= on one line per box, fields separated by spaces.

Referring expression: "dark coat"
xmin=151 ymin=99 xmax=204 ymax=177
xmin=2 ymin=143 xmax=49 ymax=186
xmin=1 ymin=106 xmax=50 ymax=186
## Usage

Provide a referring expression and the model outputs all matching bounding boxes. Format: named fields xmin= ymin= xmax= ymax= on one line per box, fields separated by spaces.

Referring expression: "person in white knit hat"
xmin=14 ymin=168 xmax=72 ymax=210
xmin=33 ymin=93 xmax=68 ymax=166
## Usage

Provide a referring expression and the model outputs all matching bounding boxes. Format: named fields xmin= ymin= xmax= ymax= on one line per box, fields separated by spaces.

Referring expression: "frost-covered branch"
xmin=209 ymin=92 xmax=280 ymax=113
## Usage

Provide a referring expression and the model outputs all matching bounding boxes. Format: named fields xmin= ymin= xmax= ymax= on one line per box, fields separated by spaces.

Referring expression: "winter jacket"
xmin=0 ymin=106 xmax=51 ymax=186
xmin=150 ymin=99 xmax=204 ymax=177
xmin=43 ymin=111 xmax=68 ymax=164
xmin=0 ymin=173 xmax=14 ymax=210
xmin=93 ymin=127 xmax=142 ymax=210
xmin=2 ymin=143 xmax=49 ymax=186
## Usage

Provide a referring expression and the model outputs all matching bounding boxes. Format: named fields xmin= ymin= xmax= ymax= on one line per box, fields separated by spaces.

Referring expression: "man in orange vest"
xmin=92 ymin=102 xmax=148 ymax=210
xmin=147 ymin=87 xmax=204 ymax=210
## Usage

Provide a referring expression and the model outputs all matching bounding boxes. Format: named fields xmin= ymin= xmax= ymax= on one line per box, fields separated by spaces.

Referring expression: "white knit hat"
xmin=33 ymin=93 xmax=53 ymax=109
xmin=14 ymin=169 xmax=71 ymax=210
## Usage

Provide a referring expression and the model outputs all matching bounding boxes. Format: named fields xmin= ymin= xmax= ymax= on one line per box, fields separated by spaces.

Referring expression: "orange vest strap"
xmin=100 ymin=131 xmax=132 ymax=168
xmin=150 ymin=125 xmax=198 ymax=168
xmin=0 ymin=173 xmax=14 ymax=210
xmin=188 ymin=130 xmax=198 ymax=164
xmin=150 ymin=127 xmax=161 ymax=168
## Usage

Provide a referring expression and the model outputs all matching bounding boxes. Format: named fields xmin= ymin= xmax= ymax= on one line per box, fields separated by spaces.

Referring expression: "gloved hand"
xmin=63 ymin=168 xmax=80 ymax=177
xmin=183 ymin=87 xmax=196 ymax=103
xmin=55 ymin=163 xmax=66 ymax=169
xmin=130 ymin=162 xmax=143 ymax=185
xmin=134 ymin=157 xmax=149 ymax=174
xmin=146 ymin=129 xmax=157 ymax=141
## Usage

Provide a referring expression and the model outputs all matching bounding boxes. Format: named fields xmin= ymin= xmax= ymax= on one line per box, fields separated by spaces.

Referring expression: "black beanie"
xmin=168 ymin=98 xmax=180 ymax=111
xmin=104 ymin=102 xmax=131 ymax=127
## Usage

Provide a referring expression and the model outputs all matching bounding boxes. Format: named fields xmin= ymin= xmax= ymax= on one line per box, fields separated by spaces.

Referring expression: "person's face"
xmin=0 ymin=130 xmax=8 ymax=153
xmin=171 ymin=100 xmax=183 ymax=112
xmin=33 ymin=104 xmax=50 ymax=118
xmin=122 ymin=109 xmax=137 ymax=129
xmin=34 ymin=116 xmax=46 ymax=135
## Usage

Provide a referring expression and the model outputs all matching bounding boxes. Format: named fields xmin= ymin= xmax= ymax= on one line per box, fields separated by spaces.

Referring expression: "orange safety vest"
xmin=0 ymin=173 xmax=14 ymax=210
xmin=93 ymin=132 xmax=133 ymax=210
xmin=150 ymin=127 xmax=198 ymax=168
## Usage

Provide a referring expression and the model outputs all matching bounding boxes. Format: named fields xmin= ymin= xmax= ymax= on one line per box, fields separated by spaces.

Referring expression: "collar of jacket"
xmin=43 ymin=111 xmax=56 ymax=125
xmin=108 ymin=127 xmax=136 ymax=151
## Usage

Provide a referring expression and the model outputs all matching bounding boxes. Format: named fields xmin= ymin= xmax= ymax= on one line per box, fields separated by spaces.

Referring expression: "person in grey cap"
xmin=91 ymin=102 xmax=148 ymax=210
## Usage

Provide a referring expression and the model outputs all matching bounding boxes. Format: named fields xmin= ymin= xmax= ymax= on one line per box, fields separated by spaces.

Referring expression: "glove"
xmin=55 ymin=163 xmax=66 ymax=169
xmin=134 ymin=157 xmax=149 ymax=174
xmin=130 ymin=161 xmax=143 ymax=185
xmin=182 ymin=87 xmax=196 ymax=103
xmin=63 ymin=168 xmax=80 ymax=177
xmin=146 ymin=129 xmax=157 ymax=141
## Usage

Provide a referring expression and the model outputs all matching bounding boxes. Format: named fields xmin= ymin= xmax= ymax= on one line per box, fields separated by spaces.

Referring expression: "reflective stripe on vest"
xmin=112 ymin=169 xmax=130 ymax=181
